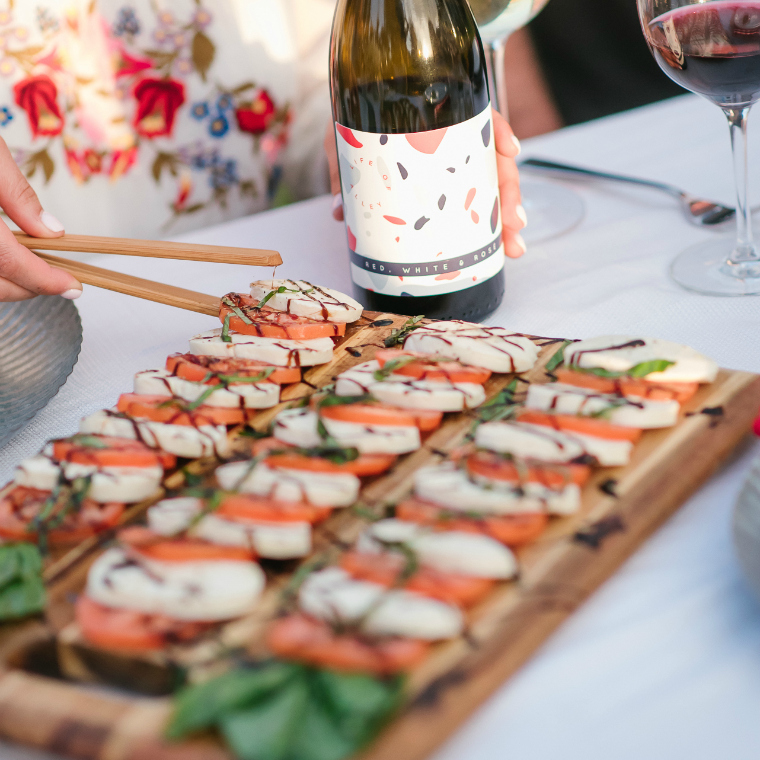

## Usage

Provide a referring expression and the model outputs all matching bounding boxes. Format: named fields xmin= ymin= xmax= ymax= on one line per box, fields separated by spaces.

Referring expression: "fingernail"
xmin=511 ymin=135 xmax=522 ymax=155
xmin=40 ymin=210 xmax=64 ymax=233
xmin=516 ymin=204 xmax=528 ymax=228
xmin=514 ymin=234 xmax=527 ymax=254
xmin=61 ymin=288 xmax=82 ymax=300
xmin=331 ymin=193 xmax=343 ymax=220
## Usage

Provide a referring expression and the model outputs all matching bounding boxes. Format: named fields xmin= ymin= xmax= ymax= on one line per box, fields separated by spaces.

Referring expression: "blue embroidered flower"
xmin=191 ymin=102 xmax=210 ymax=121
xmin=208 ymin=113 xmax=230 ymax=138
xmin=0 ymin=107 xmax=13 ymax=127
xmin=209 ymin=159 xmax=237 ymax=190
xmin=114 ymin=7 xmax=140 ymax=36
xmin=216 ymin=93 xmax=233 ymax=112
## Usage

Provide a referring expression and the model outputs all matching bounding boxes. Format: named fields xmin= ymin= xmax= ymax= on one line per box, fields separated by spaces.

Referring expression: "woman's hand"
xmin=0 ymin=137 xmax=81 ymax=301
xmin=323 ymin=108 xmax=527 ymax=258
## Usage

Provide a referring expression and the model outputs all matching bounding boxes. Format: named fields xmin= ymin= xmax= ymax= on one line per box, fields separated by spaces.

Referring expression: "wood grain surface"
xmin=1 ymin=318 xmax=758 ymax=760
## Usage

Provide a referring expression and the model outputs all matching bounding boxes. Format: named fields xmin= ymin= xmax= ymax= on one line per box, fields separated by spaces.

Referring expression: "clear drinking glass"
xmin=638 ymin=0 xmax=760 ymax=295
xmin=469 ymin=0 xmax=585 ymax=244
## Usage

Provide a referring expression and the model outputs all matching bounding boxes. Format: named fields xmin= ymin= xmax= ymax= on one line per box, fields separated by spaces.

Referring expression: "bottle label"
xmin=335 ymin=104 xmax=504 ymax=297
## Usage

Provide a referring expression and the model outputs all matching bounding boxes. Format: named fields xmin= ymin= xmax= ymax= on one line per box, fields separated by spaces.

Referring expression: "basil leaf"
xmin=167 ymin=662 xmax=298 ymax=739
xmin=221 ymin=313 xmax=233 ymax=343
xmin=545 ymin=339 xmax=574 ymax=373
xmin=220 ymin=678 xmax=309 ymax=760
xmin=221 ymin=296 xmax=254 ymax=325
xmin=628 ymin=359 xmax=675 ymax=377
xmin=290 ymin=697 xmax=356 ymax=760
xmin=64 ymin=434 xmax=109 ymax=449
xmin=0 ymin=543 xmax=45 ymax=620
xmin=316 ymin=393 xmax=374 ymax=409
xmin=295 ymin=445 xmax=360 ymax=464
xmin=383 ymin=315 xmax=425 ymax=348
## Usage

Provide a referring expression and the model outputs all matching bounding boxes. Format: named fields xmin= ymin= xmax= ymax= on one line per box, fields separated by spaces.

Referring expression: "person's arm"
xmin=0 ymin=137 xmax=81 ymax=302
xmin=324 ymin=109 xmax=528 ymax=258
xmin=502 ymin=28 xmax=563 ymax=139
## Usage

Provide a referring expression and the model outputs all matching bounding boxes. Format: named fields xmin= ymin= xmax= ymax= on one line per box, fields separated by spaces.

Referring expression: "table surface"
xmin=3 ymin=93 xmax=760 ymax=760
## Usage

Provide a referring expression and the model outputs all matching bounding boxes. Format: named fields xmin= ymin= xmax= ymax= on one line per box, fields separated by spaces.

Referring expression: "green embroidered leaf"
xmin=191 ymin=30 xmax=215 ymax=81
xmin=38 ymin=148 xmax=54 ymax=184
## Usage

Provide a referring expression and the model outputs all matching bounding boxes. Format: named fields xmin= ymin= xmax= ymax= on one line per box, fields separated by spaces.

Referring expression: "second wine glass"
xmin=469 ymin=0 xmax=585 ymax=244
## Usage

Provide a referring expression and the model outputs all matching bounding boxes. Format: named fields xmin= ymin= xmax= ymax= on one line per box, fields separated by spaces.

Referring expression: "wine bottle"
xmin=330 ymin=0 xmax=505 ymax=321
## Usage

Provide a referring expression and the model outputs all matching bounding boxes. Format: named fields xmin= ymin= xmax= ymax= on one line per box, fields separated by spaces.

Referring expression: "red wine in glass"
xmin=647 ymin=2 xmax=760 ymax=106
xmin=639 ymin=0 xmax=760 ymax=295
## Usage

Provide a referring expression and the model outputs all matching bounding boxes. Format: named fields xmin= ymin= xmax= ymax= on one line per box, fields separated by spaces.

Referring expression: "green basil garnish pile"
xmin=569 ymin=359 xmax=675 ymax=379
xmin=383 ymin=315 xmax=425 ymax=348
xmin=167 ymin=661 xmax=403 ymax=760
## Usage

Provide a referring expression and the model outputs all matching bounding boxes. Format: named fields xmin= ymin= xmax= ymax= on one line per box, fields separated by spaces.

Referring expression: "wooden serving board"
xmin=1 ymin=315 xmax=759 ymax=760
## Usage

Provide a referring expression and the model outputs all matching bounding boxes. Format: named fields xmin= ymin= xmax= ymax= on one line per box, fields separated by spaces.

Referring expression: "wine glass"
xmin=468 ymin=0 xmax=585 ymax=244
xmin=638 ymin=0 xmax=760 ymax=295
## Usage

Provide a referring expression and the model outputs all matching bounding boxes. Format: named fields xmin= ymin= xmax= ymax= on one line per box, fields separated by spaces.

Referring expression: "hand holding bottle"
xmin=325 ymin=109 xmax=527 ymax=260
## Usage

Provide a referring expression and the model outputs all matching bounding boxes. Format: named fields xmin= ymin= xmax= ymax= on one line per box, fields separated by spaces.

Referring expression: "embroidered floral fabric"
xmin=0 ymin=0 xmax=324 ymax=237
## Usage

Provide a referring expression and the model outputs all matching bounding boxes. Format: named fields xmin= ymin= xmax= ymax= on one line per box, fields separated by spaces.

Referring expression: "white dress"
xmin=0 ymin=0 xmax=334 ymax=237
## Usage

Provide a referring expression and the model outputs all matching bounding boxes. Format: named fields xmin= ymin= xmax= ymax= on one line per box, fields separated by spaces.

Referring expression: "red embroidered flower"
xmin=13 ymin=75 xmax=64 ymax=137
xmin=114 ymin=48 xmax=152 ymax=79
xmin=83 ymin=149 xmax=103 ymax=174
xmin=133 ymin=78 xmax=185 ymax=138
xmin=108 ymin=146 xmax=138 ymax=181
xmin=235 ymin=90 xmax=276 ymax=135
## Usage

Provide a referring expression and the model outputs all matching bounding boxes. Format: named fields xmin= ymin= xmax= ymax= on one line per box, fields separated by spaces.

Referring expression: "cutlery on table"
xmin=519 ymin=157 xmax=737 ymax=227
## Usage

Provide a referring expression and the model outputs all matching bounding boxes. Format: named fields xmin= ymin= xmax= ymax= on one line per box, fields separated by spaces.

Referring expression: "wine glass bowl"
xmin=638 ymin=0 xmax=760 ymax=294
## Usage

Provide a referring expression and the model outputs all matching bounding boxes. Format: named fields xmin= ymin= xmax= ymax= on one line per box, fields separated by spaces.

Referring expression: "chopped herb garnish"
xmin=569 ymin=359 xmax=675 ymax=379
xmin=259 ymin=284 xmax=314 ymax=309
xmin=221 ymin=296 xmax=254 ymax=325
xmin=316 ymin=392 xmax=374 ymax=409
xmin=221 ymin=313 xmax=233 ymax=343
xmin=545 ymin=339 xmax=574 ymax=373
xmin=383 ymin=315 xmax=425 ymax=347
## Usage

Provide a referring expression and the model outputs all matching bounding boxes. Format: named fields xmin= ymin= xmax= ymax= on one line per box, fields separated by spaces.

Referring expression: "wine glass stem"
xmin=485 ymin=36 xmax=509 ymax=120
xmin=724 ymin=105 xmax=758 ymax=263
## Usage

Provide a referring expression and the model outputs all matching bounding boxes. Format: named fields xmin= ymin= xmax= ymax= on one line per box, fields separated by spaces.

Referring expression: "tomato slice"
xmin=216 ymin=494 xmax=332 ymax=524
xmin=554 ymin=368 xmax=698 ymax=403
xmin=248 ymin=437 xmax=396 ymax=477
xmin=267 ymin=614 xmax=429 ymax=675
xmin=76 ymin=595 xmax=212 ymax=651
xmin=319 ymin=403 xmax=443 ymax=432
xmin=396 ymin=498 xmax=549 ymax=547
xmin=340 ymin=551 xmax=494 ymax=608
xmin=0 ymin=486 xmax=124 ymax=545
xmin=166 ymin=353 xmax=300 ymax=386
xmin=466 ymin=450 xmax=591 ymax=488
xmin=52 ymin=435 xmax=176 ymax=470
xmin=119 ymin=526 xmax=255 ymax=562
xmin=117 ymin=393 xmax=246 ymax=427
xmin=219 ymin=293 xmax=346 ymax=340
xmin=375 ymin=349 xmax=492 ymax=384
xmin=516 ymin=409 xmax=642 ymax=442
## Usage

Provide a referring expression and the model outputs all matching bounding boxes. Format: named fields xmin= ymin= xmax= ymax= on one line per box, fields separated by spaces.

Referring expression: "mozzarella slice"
xmin=403 ymin=321 xmax=539 ymax=373
xmin=335 ymin=361 xmax=485 ymax=411
xmin=13 ymin=454 xmax=162 ymax=504
xmin=215 ymin=460 xmax=359 ymax=507
xmin=79 ymin=409 xmax=230 ymax=459
xmin=475 ymin=420 xmax=632 ymax=466
xmin=273 ymin=407 xmax=421 ymax=455
xmin=414 ymin=462 xmax=580 ymax=515
xmin=134 ymin=369 xmax=280 ymax=410
xmin=250 ymin=279 xmax=363 ymax=323
xmin=565 ymin=335 xmax=718 ymax=383
xmin=86 ymin=547 xmax=265 ymax=621
xmin=147 ymin=497 xmax=311 ymax=560
xmin=189 ymin=329 xmax=333 ymax=367
xmin=298 ymin=567 xmax=462 ymax=640
xmin=526 ymin=382 xmax=679 ymax=428
xmin=357 ymin=519 xmax=517 ymax=579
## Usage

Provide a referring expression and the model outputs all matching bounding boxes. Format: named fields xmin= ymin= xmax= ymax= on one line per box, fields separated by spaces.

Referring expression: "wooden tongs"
xmin=15 ymin=231 xmax=282 ymax=317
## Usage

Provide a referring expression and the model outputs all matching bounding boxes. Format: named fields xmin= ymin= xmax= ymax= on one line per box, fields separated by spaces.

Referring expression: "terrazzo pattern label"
xmin=335 ymin=104 xmax=504 ymax=297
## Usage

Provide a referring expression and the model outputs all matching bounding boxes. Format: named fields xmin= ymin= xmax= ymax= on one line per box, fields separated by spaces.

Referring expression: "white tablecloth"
xmin=3 ymin=93 xmax=760 ymax=760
